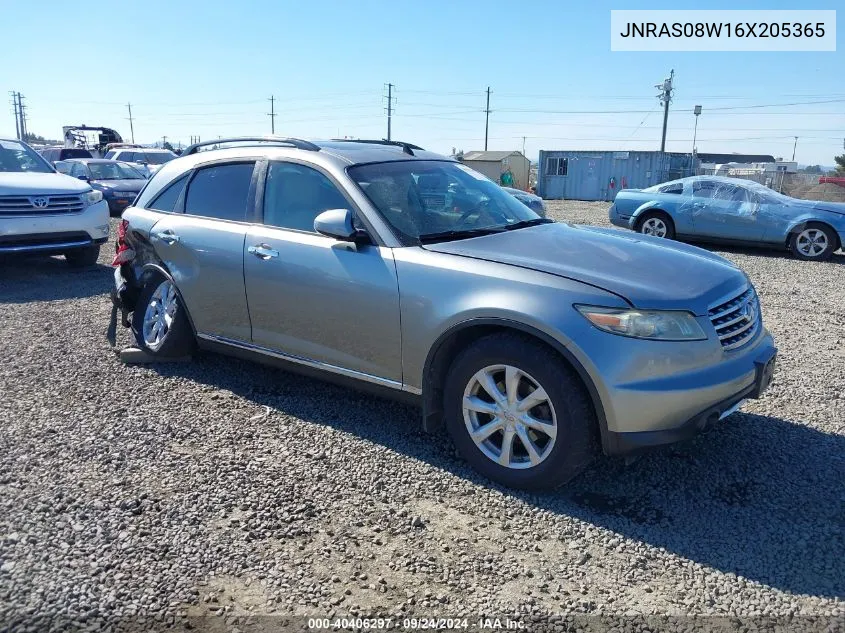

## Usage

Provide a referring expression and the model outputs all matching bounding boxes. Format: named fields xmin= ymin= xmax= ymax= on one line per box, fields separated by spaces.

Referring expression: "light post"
xmin=692 ymin=105 xmax=702 ymax=173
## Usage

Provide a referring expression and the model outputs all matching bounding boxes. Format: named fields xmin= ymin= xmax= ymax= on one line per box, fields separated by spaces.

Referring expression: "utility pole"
xmin=126 ymin=103 xmax=135 ymax=144
xmin=268 ymin=95 xmax=276 ymax=134
xmin=17 ymin=93 xmax=28 ymax=140
xmin=385 ymin=83 xmax=394 ymax=141
xmin=656 ymin=69 xmax=674 ymax=152
xmin=792 ymin=136 xmax=798 ymax=162
xmin=162 ymin=135 xmax=168 ymax=148
xmin=10 ymin=92 xmax=20 ymax=140
xmin=484 ymin=87 xmax=491 ymax=151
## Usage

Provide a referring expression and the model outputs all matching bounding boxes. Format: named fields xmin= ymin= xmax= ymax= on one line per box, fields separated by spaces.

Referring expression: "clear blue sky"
xmin=1 ymin=0 xmax=842 ymax=165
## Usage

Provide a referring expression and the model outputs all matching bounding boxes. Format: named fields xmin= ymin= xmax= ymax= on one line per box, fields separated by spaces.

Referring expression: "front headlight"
xmin=575 ymin=305 xmax=707 ymax=341
xmin=83 ymin=189 xmax=103 ymax=205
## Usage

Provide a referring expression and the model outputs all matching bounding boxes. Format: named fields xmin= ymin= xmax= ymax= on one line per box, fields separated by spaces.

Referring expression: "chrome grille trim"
xmin=0 ymin=194 xmax=85 ymax=215
xmin=708 ymin=287 xmax=761 ymax=351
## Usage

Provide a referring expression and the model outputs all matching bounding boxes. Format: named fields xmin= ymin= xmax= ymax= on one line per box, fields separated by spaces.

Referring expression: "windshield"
xmin=88 ymin=162 xmax=145 ymax=180
xmin=0 ymin=140 xmax=53 ymax=173
xmin=145 ymin=152 xmax=176 ymax=165
xmin=348 ymin=160 xmax=543 ymax=244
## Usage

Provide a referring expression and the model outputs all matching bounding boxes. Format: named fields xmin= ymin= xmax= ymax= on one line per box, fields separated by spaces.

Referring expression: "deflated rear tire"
xmin=131 ymin=276 xmax=196 ymax=358
xmin=444 ymin=333 xmax=598 ymax=490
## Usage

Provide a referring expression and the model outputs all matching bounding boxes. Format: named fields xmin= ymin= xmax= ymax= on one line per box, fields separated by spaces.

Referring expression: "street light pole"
xmin=792 ymin=136 xmax=798 ymax=162
xmin=691 ymin=105 xmax=702 ymax=174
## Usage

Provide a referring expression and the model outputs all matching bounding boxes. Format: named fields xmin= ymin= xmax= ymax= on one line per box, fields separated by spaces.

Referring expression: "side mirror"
xmin=77 ymin=174 xmax=90 ymax=181
xmin=314 ymin=209 xmax=370 ymax=245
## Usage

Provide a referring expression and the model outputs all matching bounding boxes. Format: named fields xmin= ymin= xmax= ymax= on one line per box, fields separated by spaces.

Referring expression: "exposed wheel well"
xmin=786 ymin=221 xmax=841 ymax=251
xmin=635 ymin=208 xmax=672 ymax=230
xmin=421 ymin=321 xmax=608 ymax=446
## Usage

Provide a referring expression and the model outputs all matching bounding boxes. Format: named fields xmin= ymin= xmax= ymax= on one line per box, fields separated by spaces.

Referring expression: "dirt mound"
xmin=789 ymin=182 xmax=845 ymax=203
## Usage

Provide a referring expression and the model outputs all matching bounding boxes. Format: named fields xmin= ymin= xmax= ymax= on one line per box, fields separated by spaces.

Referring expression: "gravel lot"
xmin=1 ymin=201 xmax=843 ymax=632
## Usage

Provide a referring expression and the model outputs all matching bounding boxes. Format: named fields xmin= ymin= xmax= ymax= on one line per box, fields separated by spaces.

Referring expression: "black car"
xmin=39 ymin=146 xmax=93 ymax=165
xmin=59 ymin=159 xmax=147 ymax=215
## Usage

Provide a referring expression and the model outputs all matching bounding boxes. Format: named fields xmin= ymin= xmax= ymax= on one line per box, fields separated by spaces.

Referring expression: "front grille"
xmin=708 ymin=287 xmax=761 ymax=351
xmin=0 ymin=194 xmax=85 ymax=216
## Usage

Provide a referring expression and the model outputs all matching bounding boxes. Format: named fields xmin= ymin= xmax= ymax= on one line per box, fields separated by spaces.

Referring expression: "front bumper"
xmin=595 ymin=331 xmax=777 ymax=455
xmin=607 ymin=203 xmax=633 ymax=229
xmin=0 ymin=201 xmax=110 ymax=255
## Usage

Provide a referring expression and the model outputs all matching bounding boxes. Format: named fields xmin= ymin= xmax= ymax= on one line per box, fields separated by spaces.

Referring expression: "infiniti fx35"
xmin=110 ymin=138 xmax=777 ymax=489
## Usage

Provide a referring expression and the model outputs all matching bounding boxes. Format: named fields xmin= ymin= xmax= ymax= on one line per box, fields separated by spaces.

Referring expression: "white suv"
xmin=103 ymin=148 xmax=177 ymax=177
xmin=0 ymin=138 xmax=110 ymax=267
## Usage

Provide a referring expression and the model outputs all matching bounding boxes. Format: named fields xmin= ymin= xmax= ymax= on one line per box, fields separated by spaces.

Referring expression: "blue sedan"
xmin=609 ymin=176 xmax=845 ymax=261
xmin=57 ymin=159 xmax=147 ymax=216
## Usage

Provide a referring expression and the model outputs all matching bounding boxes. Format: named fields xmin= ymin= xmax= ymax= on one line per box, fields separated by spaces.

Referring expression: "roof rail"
xmin=332 ymin=139 xmax=424 ymax=156
xmin=183 ymin=136 xmax=320 ymax=156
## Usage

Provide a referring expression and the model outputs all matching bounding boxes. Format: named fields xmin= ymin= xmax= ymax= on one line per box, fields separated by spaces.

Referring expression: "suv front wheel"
xmin=444 ymin=333 xmax=598 ymax=490
xmin=131 ymin=276 xmax=196 ymax=357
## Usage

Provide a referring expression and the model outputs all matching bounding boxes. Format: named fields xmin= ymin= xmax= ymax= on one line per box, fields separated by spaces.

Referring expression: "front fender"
xmin=784 ymin=214 xmax=845 ymax=248
xmin=630 ymin=200 xmax=670 ymax=227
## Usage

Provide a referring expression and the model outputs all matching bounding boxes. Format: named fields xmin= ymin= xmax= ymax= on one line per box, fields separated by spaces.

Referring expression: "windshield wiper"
xmin=418 ymin=227 xmax=507 ymax=244
xmin=502 ymin=218 xmax=554 ymax=231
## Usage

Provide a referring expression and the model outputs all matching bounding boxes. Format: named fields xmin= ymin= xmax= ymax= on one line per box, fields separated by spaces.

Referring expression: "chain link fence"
xmin=695 ymin=168 xmax=845 ymax=203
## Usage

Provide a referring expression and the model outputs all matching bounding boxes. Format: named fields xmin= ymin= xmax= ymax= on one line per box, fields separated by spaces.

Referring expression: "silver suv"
xmin=111 ymin=137 xmax=777 ymax=489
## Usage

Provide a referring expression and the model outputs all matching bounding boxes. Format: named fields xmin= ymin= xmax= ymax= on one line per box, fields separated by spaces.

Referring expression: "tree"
xmin=162 ymin=141 xmax=175 ymax=152
xmin=835 ymin=154 xmax=845 ymax=175
xmin=23 ymin=132 xmax=61 ymax=145
xmin=800 ymin=165 xmax=822 ymax=174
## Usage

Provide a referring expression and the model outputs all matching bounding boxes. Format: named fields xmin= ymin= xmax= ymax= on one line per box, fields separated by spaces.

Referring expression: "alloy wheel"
xmin=796 ymin=228 xmax=829 ymax=258
xmin=462 ymin=364 xmax=558 ymax=470
xmin=641 ymin=217 xmax=668 ymax=238
xmin=142 ymin=280 xmax=179 ymax=351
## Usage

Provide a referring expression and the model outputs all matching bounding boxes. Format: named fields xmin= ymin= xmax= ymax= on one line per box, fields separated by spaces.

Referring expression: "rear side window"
xmin=659 ymin=183 xmax=683 ymax=194
xmin=184 ymin=163 xmax=255 ymax=221
xmin=104 ymin=151 xmax=116 ymax=160
xmin=149 ymin=174 xmax=189 ymax=212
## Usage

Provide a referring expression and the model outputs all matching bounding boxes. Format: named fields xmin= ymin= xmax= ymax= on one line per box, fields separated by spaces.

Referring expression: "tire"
xmin=636 ymin=211 xmax=675 ymax=240
xmin=443 ymin=333 xmax=598 ymax=490
xmin=788 ymin=223 xmax=837 ymax=261
xmin=131 ymin=275 xmax=196 ymax=357
xmin=64 ymin=244 xmax=101 ymax=267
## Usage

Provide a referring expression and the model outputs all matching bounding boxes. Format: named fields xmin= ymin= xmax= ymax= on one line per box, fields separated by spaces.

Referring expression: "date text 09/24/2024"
xmin=307 ymin=617 xmax=526 ymax=630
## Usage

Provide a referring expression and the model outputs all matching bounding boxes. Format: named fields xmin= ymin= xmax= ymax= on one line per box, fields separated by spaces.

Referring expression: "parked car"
xmin=38 ymin=146 xmax=93 ymax=165
xmin=0 ymin=138 xmax=109 ymax=266
xmin=110 ymin=138 xmax=776 ymax=489
xmin=58 ymin=158 xmax=147 ymax=215
xmin=610 ymin=176 xmax=845 ymax=261
xmin=502 ymin=186 xmax=546 ymax=217
xmin=103 ymin=148 xmax=177 ymax=177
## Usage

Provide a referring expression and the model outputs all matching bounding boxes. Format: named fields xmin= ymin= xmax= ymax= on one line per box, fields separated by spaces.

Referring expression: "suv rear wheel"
xmin=64 ymin=245 xmax=101 ymax=267
xmin=131 ymin=276 xmax=195 ymax=357
xmin=443 ymin=333 xmax=597 ymax=489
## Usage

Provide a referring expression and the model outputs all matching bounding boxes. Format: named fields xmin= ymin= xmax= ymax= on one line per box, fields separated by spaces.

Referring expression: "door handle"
xmin=152 ymin=229 xmax=180 ymax=244
xmin=248 ymin=244 xmax=279 ymax=260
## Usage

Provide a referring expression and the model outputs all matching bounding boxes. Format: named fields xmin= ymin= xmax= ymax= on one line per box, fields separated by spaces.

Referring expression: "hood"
xmin=790 ymin=199 xmax=845 ymax=216
xmin=423 ymin=223 xmax=748 ymax=315
xmin=91 ymin=179 xmax=146 ymax=192
xmin=0 ymin=172 xmax=92 ymax=195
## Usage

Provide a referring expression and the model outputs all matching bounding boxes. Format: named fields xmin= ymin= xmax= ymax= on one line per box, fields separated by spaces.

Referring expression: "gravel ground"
xmin=1 ymin=203 xmax=843 ymax=632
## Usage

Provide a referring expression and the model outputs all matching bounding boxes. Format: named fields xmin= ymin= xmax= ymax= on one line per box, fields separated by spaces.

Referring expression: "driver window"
xmin=263 ymin=162 xmax=350 ymax=232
